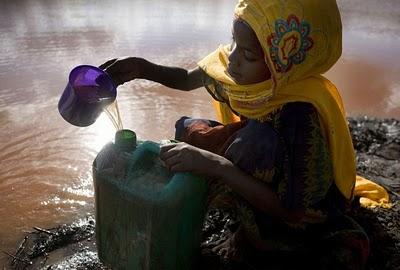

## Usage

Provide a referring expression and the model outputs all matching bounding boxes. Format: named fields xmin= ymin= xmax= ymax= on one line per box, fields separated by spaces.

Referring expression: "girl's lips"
xmin=227 ymin=66 xmax=241 ymax=80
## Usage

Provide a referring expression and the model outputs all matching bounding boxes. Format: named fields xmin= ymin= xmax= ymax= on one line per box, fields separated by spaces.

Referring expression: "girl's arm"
xmin=99 ymin=57 xmax=209 ymax=91
xmin=159 ymin=142 xmax=304 ymax=223
xmin=215 ymin=156 xmax=305 ymax=222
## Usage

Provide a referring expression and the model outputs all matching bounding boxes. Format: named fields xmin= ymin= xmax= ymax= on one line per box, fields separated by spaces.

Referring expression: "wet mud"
xmin=3 ymin=117 xmax=400 ymax=270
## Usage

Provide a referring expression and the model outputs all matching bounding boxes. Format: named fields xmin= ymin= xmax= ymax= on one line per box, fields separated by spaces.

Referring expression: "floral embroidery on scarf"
xmin=267 ymin=14 xmax=314 ymax=73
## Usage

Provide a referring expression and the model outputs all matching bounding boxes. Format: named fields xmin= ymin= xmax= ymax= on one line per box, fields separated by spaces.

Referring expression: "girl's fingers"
xmin=163 ymin=153 xmax=181 ymax=167
xmin=160 ymin=148 xmax=180 ymax=162
xmin=104 ymin=57 xmax=129 ymax=75
xmin=169 ymin=163 xmax=185 ymax=172
xmin=99 ymin=58 xmax=117 ymax=70
xmin=160 ymin=143 xmax=178 ymax=155
xmin=112 ymin=72 xmax=130 ymax=87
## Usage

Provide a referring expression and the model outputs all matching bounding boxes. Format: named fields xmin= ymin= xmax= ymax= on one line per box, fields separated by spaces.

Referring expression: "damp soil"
xmin=3 ymin=117 xmax=400 ymax=270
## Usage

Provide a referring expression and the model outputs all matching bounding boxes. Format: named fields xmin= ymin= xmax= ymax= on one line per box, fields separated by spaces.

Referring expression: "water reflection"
xmin=0 ymin=0 xmax=400 ymax=266
xmin=327 ymin=58 xmax=400 ymax=118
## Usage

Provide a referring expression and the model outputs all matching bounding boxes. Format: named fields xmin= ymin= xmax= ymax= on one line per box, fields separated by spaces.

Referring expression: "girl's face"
xmin=228 ymin=19 xmax=271 ymax=85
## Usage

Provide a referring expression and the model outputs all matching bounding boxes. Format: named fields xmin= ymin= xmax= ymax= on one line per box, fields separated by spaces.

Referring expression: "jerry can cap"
xmin=115 ymin=129 xmax=136 ymax=152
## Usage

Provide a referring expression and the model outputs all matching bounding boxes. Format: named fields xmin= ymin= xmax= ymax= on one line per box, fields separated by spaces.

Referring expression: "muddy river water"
xmin=0 ymin=0 xmax=399 ymax=265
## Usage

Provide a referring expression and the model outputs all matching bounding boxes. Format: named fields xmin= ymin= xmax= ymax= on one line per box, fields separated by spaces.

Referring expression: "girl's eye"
xmin=244 ymin=50 xmax=257 ymax=61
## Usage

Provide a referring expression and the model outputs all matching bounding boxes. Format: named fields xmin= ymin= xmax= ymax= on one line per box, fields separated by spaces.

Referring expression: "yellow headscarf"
xmin=198 ymin=0 xmax=390 ymax=207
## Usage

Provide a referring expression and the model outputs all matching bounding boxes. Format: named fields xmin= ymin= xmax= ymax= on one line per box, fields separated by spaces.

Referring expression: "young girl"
xmin=100 ymin=0 xmax=389 ymax=268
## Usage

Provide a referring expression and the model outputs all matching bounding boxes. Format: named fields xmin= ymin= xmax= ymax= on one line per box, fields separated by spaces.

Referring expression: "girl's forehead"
xmin=233 ymin=19 xmax=262 ymax=51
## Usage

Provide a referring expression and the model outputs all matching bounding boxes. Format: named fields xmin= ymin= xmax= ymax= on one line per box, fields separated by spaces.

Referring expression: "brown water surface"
xmin=0 ymin=0 xmax=399 ymax=265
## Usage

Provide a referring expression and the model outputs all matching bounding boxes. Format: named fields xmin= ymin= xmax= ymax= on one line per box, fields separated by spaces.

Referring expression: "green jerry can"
xmin=92 ymin=129 xmax=208 ymax=270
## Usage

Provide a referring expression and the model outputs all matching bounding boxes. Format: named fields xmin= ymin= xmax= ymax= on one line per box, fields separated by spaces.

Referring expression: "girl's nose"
xmin=228 ymin=44 xmax=240 ymax=67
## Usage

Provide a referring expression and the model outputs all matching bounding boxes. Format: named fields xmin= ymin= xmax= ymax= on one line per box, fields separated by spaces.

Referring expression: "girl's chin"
xmin=229 ymin=75 xmax=246 ymax=85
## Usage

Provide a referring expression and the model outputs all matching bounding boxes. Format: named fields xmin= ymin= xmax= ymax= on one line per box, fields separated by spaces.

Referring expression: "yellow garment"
xmin=354 ymin=176 xmax=391 ymax=208
xmin=198 ymin=0 xmax=390 ymax=208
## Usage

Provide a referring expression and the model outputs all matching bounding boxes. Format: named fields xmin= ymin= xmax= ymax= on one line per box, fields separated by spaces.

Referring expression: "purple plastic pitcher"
xmin=58 ymin=65 xmax=116 ymax=127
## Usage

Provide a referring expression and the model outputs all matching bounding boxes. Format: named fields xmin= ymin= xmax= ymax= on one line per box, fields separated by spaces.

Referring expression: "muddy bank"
xmin=3 ymin=117 xmax=400 ymax=270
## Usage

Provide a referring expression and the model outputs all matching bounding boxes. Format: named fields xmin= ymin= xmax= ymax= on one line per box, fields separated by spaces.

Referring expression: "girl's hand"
xmin=99 ymin=57 xmax=144 ymax=86
xmin=159 ymin=142 xmax=230 ymax=176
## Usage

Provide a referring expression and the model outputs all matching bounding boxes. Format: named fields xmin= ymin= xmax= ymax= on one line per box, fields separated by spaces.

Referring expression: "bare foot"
xmin=211 ymin=227 xmax=245 ymax=262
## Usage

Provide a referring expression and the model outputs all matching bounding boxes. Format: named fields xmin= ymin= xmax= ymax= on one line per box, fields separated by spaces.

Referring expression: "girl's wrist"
xmin=197 ymin=149 xmax=233 ymax=179
xmin=212 ymin=156 xmax=234 ymax=180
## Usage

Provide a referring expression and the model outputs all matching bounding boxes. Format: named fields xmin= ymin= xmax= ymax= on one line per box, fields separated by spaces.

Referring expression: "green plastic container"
xmin=92 ymin=130 xmax=207 ymax=270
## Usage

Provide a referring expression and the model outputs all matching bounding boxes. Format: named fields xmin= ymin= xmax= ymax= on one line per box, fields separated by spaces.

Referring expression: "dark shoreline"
xmin=4 ymin=117 xmax=400 ymax=270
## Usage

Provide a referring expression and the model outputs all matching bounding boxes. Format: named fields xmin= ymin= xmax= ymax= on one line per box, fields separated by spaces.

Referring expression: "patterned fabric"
xmin=267 ymin=14 xmax=314 ymax=73
xmin=198 ymin=0 xmax=391 ymax=208
xmin=197 ymin=0 xmax=360 ymax=201
xmin=174 ymin=102 xmax=369 ymax=268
